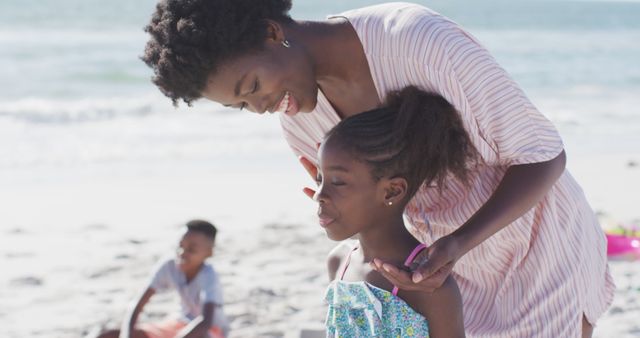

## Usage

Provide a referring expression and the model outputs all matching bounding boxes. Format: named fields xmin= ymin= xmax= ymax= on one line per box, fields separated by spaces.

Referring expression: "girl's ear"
xmin=383 ymin=177 xmax=408 ymax=206
xmin=264 ymin=19 xmax=285 ymax=43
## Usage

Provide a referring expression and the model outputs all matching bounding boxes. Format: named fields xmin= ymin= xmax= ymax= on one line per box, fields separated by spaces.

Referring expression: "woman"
xmin=142 ymin=0 xmax=614 ymax=336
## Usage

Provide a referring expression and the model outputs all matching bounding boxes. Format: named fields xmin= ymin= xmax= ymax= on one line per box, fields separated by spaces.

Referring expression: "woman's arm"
xmin=451 ymin=150 xmax=566 ymax=261
xmin=415 ymin=149 xmax=567 ymax=283
xmin=374 ymin=150 xmax=566 ymax=291
xmin=119 ymin=287 xmax=155 ymax=338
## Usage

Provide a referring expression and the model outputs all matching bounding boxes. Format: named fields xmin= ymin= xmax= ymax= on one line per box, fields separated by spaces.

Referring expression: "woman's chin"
xmin=299 ymin=96 xmax=317 ymax=114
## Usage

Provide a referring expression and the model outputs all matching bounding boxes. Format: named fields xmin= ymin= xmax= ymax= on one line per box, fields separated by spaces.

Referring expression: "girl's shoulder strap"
xmin=392 ymin=243 xmax=427 ymax=296
xmin=339 ymin=243 xmax=359 ymax=281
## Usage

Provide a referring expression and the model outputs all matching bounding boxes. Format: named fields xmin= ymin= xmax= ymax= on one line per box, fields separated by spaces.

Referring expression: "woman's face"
xmin=201 ymin=40 xmax=318 ymax=116
xmin=314 ymin=138 xmax=386 ymax=241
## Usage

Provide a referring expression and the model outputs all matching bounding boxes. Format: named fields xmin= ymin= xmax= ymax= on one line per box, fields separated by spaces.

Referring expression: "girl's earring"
xmin=282 ymin=39 xmax=291 ymax=48
xmin=387 ymin=201 xmax=393 ymax=206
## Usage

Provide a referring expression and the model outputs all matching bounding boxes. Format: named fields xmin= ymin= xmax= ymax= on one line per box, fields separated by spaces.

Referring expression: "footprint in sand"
xmin=114 ymin=253 xmax=131 ymax=260
xmin=88 ymin=266 xmax=123 ymax=279
xmin=83 ymin=223 xmax=109 ymax=231
xmin=6 ymin=228 xmax=26 ymax=235
xmin=5 ymin=251 xmax=35 ymax=258
xmin=10 ymin=276 xmax=43 ymax=287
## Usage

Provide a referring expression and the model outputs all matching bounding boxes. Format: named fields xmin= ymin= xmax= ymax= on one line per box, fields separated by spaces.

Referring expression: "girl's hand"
xmin=372 ymin=234 xmax=464 ymax=293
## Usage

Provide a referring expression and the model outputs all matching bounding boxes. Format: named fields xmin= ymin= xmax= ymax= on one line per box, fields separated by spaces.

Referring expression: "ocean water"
xmin=1 ymin=0 xmax=639 ymax=177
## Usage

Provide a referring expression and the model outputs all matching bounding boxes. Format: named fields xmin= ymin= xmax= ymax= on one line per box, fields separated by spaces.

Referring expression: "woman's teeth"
xmin=277 ymin=92 xmax=290 ymax=113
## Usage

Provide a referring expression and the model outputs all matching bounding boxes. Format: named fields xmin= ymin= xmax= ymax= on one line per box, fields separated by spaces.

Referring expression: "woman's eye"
xmin=331 ymin=180 xmax=345 ymax=186
xmin=315 ymin=174 xmax=322 ymax=184
xmin=252 ymin=80 xmax=259 ymax=93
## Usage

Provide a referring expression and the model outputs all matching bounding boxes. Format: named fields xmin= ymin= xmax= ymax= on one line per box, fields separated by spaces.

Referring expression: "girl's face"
xmin=314 ymin=138 xmax=388 ymax=241
xmin=201 ymin=38 xmax=317 ymax=116
xmin=176 ymin=231 xmax=213 ymax=272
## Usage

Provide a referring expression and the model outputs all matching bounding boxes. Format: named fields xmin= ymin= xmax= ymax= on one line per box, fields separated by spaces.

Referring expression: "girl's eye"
xmin=331 ymin=180 xmax=345 ymax=186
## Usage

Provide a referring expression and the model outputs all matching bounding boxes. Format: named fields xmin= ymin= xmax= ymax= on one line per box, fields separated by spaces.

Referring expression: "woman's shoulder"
xmin=337 ymin=2 xmax=452 ymax=36
xmin=335 ymin=2 xmax=462 ymax=59
xmin=336 ymin=2 xmax=441 ymax=21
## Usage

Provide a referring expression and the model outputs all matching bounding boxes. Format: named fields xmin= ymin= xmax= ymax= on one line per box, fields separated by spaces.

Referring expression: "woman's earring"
xmin=387 ymin=201 xmax=393 ymax=206
xmin=282 ymin=39 xmax=290 ymax=48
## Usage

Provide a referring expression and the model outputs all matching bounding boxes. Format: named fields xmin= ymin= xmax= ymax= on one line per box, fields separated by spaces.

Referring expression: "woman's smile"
xmin=273 ymin=91 xmax=300 ymax=116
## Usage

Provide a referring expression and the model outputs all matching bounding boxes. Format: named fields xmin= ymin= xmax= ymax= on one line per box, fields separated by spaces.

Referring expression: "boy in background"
xmin=98 ymin=220 xmax=228 ymax=338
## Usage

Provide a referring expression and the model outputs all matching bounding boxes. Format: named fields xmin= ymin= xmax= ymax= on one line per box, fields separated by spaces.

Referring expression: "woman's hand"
xmin=372 ymin=234 xmax=464 ymax=293
xmin=299 ymin=155 xmax=319 ymax=199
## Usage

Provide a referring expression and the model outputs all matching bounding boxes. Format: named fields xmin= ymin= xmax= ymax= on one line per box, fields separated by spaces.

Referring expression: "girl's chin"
xmin=326 ymin=231 xmax=349 ymax=242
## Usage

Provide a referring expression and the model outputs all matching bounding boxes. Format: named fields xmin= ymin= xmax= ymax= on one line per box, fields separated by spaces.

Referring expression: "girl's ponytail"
xmin=386 ymin=86 xmax=478 ymax=194
xmin=325 ymin=85 xmax=478 ymax=199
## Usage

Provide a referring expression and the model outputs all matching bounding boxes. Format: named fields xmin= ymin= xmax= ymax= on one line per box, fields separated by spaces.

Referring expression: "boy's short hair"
xmin=185 ymin=219 xmax=217 ymax=242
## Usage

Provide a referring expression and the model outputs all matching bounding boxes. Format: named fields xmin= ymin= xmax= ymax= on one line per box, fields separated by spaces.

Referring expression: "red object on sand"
xmin=606 ymin=233 xmax=640 ymax=260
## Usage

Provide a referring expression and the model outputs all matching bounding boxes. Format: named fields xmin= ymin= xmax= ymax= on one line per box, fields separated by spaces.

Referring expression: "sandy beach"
xmin=2 ymin=0 xmax=639 ymax=337
xmin=1 ymin=144 xmax=639 ymax=337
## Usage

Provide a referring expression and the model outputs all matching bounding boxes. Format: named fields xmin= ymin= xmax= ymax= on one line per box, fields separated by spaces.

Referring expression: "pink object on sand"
xmin=606 ymin=233 xmax=640 ymax=259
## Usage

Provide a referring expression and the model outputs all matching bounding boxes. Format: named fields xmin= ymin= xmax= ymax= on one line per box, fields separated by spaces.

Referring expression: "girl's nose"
xmin=313 ymin=186 xmax=325 ymax=203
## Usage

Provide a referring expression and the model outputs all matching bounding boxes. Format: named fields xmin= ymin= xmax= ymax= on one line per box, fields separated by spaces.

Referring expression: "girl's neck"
xmin=357 ymin=216 xmax=421 ymax=265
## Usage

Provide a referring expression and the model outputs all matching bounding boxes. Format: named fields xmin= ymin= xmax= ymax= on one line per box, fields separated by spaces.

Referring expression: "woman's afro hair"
xmin=141 ymin=0 xmax=293 ymax=106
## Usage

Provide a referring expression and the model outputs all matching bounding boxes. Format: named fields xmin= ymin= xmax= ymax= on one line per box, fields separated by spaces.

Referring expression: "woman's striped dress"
xmin=279 ymin=3 xmax=614 ymax=337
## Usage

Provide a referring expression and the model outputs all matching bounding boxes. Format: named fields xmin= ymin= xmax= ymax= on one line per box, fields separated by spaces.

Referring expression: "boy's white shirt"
xmin=149 ymin=256 xmax=229 ymax=330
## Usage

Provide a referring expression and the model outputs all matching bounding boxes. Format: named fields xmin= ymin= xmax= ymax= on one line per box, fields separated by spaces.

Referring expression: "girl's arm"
xmin=119 ymin=287 xmax=155 ymax=338
xmin=405 ymin=275 xmax=465 ymax=337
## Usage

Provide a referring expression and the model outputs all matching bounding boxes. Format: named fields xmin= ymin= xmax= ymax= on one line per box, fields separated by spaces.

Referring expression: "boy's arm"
xmin=119 ymin=287 xmax=155 ymax=338
xmin=174 ymin=302 xmax=215 ymax=338
xmin=404 ymin=275 xmax=465 ymax=338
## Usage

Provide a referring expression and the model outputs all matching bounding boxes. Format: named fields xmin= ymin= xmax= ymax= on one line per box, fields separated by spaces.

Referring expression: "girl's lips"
xmin=319 ymin=215 xmax=335 ymax=227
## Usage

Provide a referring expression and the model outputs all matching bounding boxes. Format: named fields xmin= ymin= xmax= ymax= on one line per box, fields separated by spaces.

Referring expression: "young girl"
xmin=317 ymin=86 xmax=470 ymax=337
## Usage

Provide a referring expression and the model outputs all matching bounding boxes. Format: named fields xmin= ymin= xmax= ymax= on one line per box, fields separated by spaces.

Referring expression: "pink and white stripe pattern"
xmin=279 ymin=2 xmax=614 ymax=337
